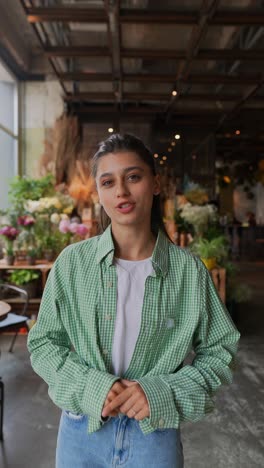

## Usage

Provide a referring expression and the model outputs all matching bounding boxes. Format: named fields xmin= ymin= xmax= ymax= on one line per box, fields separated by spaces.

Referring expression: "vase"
xmin=5 ymin=255 xmax=15 ymax=266
xmin=44 ymin=250 xmax=54 ymax=262
xmin=201 ymin=257 xmax=217 ymax=270
xmin=26 ymin=255 xmax=36 ymax=266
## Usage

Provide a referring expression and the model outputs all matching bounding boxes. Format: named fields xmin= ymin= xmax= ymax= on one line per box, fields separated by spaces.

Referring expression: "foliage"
xmin=8 ymin=269 xmax=40 ymax=286
xmin=26 ymin=247 xmax=38 ymax=257
xmin=202 ymin=222 xmax=225 ymax=242
xmin=189 ymin=236 xmax=228 ymax=260
xmin=228 ymin=283 xmax=252 ymax=303
xmin=9 ymin=174 xmax=55 ymax=206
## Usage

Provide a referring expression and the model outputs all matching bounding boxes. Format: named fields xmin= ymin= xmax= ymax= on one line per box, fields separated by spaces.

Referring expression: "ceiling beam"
xmin=217 ymin=77 xmax=264 ymax=128
xmin=166 ymin=0 xmax=220 ymax=118
xmin=45 ymin=46 xmax=264 ymax=61
xmin=65 ymin=92 xmax=244 ymax=102
xmin=177 ymin=0 xmax=220 ymax=80
xmin=19 ymin=0 xmax=68 ymax=95
xmin=45 ymin=46 xmax=110 ymax=57
xmin=58 ymin=71 xmax=262 ymax=85
xmin=27 ymin=7 xmax=107 ymax=23
xmin=105 ymin=0 xmax=122 ymax=104
xmin=26 ymin=7 xmax=264 ymax=26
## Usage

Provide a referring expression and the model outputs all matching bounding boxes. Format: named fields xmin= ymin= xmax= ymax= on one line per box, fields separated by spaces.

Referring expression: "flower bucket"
xmin=201 ymin=257 xmax=217 ymax=270
xmin=5 ymin=255 xmax=15 ymax=266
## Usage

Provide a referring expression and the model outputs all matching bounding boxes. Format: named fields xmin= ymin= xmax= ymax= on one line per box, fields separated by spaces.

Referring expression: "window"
xmin=0 ymin=60 xmax=18 ymax=210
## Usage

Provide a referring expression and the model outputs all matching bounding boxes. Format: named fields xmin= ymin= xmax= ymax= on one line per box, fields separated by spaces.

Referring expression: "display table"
xmin=0 ymin=259 xmax=53 ymax=290
xmin=210 ymin=268 xmax=226 ymax=304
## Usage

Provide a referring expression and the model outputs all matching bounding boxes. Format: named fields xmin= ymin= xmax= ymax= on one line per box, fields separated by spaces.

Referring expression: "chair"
xmin=0 ymin=284 xmax=29 ymax=353
xmin=0 ymin=284 xmax=29 ymax=441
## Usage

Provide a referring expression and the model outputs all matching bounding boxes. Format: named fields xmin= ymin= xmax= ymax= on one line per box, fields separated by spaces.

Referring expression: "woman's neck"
xmin=111 ymin=224 xmax=156 ymax=260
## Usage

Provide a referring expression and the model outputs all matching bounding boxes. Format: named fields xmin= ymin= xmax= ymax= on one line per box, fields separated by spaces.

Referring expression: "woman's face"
xmin=95 ymin=151 xmax=160 ymax=231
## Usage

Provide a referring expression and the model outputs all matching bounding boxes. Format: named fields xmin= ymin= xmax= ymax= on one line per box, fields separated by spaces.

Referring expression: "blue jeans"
xmin=56 ymin=411 xmax=184 ymax=468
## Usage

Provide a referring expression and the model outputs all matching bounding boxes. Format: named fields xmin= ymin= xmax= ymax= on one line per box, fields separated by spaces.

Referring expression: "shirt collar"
xmin=151 ymin=229 xmax=169 ymax=277
xmin=96 ymin=225 xmax=115 ymax=267
xmin=96 ymin=225 xmax=169 ymax=276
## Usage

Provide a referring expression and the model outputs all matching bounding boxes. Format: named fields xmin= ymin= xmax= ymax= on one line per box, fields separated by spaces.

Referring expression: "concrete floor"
xmin=0 ymin=262 xmax=263 ymax=468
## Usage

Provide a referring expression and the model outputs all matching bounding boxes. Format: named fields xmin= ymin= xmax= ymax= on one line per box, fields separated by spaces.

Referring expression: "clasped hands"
xmin=101 ymin=379 xmax=150 ymax=421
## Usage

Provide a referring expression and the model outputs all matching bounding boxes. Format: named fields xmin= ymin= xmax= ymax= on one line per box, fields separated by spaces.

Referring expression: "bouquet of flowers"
xmin=24 ymin=193 xmax=74 ymax=216
xmin=180 ymin=203 xmax=217 ymax=236
xmin=0 ymin=225 xmax=20 ymax=256
xmin=17 ymin=215 xmax=36 ymax=228
xmin=59 ymin=219 xmax=89 ymax=244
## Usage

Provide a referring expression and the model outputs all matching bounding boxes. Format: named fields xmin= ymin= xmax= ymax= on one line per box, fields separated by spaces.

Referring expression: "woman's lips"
xmin=116 ymin=202 xmax=135 ymax=214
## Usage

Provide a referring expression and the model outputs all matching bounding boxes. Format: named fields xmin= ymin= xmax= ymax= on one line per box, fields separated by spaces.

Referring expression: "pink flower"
xmin=76 ymin=224 xmax=89 ymax=237
xmin=0 ymin=225 xmax=19 ymax=241
xmin=69 ymin=222 xmax=79 ymax=234
xmin=17 ymin=215 xmax=35 ymax=226
xmin=59 ymin=219 xmax=71 ymax=234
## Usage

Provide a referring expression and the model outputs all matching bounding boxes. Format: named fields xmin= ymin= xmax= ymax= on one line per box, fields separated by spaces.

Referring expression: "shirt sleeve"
xmin=27 ymin=252 xmax=119 ymax=421
xmin=136 ymin=260 xmax=241 ymax=431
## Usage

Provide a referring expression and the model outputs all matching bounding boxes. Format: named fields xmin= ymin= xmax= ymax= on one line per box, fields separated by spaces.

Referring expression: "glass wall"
xmin=0 ymin=60 xmax=18 ymax=210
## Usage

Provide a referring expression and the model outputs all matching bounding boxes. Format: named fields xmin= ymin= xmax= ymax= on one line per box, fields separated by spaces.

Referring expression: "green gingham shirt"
xmin=28 ymin=225 xmax=240 ymax=435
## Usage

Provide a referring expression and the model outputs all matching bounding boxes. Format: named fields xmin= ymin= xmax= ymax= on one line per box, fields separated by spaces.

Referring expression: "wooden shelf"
xmin=5 ymin=298 xmax=41 ymax=304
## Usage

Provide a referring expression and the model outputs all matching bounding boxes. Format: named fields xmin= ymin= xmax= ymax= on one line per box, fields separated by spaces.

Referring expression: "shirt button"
xmin=107 ymin=281 xmax=113 ymax=288
xmin=102 ymin=348 xmax=108 ymax=355
xmin=159 ymin=418 xmax=165 ymax=428
xmin=105 ymin=314 xmax=112 ymax=320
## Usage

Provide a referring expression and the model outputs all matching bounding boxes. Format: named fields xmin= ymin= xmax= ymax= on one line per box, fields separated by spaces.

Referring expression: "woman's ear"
xmin=153 ymin=174 xmax=161 ymax=195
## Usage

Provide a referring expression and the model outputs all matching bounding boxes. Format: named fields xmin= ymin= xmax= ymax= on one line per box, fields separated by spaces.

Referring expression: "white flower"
xmin=50 ymin=213 xmax=61 ymax=224
xmin=24 ymin=200 xmax=41 ymax=213
xmin=180 ymin=203 xmax=217 ymax=234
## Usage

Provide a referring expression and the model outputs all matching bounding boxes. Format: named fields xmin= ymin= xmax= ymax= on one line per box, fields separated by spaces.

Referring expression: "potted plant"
xmin=0 ymin=226 xmax=20 ymax=265
xmin=189 ymin=235 xmax=228 ymax=270
xmin=8 ymin=269 xmax=40 ymax=299
xmin=26 ymin=247 xmax=37 ymax=265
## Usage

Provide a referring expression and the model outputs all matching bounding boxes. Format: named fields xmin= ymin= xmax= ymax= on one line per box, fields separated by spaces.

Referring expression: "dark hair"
xmin=92 ymin=133 xmax=170 ymax=239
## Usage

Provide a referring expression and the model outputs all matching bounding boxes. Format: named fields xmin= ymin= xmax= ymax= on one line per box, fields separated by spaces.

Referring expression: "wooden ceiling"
xmin=2 ymin=0 xmax=264 ymax=163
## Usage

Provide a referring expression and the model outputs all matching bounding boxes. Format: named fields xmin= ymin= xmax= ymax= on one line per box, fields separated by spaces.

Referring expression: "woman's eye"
xmin=128 ymin=174 xmax=140 ymax=181
xmin=102 ymin=180 xmax=112 ymax=187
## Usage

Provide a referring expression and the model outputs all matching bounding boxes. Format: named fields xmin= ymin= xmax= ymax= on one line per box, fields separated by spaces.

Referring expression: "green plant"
xmin=26 ymin=248 xmax=37 ymax=257
xmin=8 ymin=269 xmax=40 ymax=286
xmin=189 ymin=236 xmax=228 ymax=260
xmin=8 ymin=175 xmax=55 ymax=211
xmin=41 ymin=232 xmax=62 ymax=252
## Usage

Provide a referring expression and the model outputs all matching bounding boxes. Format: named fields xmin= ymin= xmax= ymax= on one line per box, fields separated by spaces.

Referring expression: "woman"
xmin=28 ymin=133 xmax=240 ymax=468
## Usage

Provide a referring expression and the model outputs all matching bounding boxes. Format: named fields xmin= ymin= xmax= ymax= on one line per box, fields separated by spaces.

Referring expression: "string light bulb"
xmin=108 ymin=127 xmax=114 ymax=133
xmin=160 ymin=160 xmax=164 ymax=165
xmin=172 ymin=90 xmax=178 ymax=97
xmin=175 ymin=134 xmax=181 ymax=140
xmin=171 ymin=141 xmax=176 ymax=146
xmin=162 ymin=156 xmax=167 ymax=161
xmin=168 ymin=148 xmax=172 ymax=152
xmin=235 ymin=130 xmax=241 ymax=135
xmin=154 ymin=153 xmax=159 ymax=158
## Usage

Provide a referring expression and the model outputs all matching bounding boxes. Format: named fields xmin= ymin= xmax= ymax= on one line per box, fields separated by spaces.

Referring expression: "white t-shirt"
xmin=111 ymin=256 xmax=154 ymax=376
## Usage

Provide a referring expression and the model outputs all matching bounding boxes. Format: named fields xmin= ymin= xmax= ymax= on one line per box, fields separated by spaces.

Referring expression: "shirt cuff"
xmin=82 ymin=369 xmax=120 ymax=420
xmin=135 ymin=375 xmax=179 ymax=430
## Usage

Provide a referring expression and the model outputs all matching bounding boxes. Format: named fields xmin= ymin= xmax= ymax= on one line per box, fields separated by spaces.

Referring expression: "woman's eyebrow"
xmin=99 ymin=166 xmax=144 ymax=179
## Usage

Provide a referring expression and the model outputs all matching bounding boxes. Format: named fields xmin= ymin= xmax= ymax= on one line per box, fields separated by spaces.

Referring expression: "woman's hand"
xmin=102 ymin=379 xmax=150 ymax=421
xmin=103 ymin=381 xmax=127 ymax=417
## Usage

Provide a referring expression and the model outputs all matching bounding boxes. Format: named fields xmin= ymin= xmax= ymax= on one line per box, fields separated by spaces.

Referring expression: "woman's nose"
xmin=116 ymin=180 xmax=129 ymax=197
